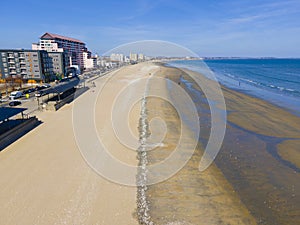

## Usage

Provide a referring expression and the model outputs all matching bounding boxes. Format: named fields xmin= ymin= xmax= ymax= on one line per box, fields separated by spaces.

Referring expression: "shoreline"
xmin=151 ymin=62 xmax=300 ymax=224
xmin=164 ymin=61 xmax=300 ymax=117
xmin=162 ymin=61 xmax=300 ymax=170
xmin=143 ymin=64 xmax=256 ymax=224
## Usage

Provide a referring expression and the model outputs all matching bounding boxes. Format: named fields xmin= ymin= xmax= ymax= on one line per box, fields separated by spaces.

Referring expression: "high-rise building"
xmin=130 ymin=53 xmax=138 ymax=62
xmin=0 ymin=49 xmax=54 ymax=82
xmin=32 ymin=32 xmax=88 ymax=71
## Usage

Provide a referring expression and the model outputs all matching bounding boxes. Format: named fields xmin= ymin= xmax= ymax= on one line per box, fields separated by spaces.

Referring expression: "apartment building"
xmin=32 ymin=32 xmax=88 ymax=71
xmin=0 ymin=49 xmax=54 ymax=81
xmin=48 ymin=52 xmax=69 ymax=77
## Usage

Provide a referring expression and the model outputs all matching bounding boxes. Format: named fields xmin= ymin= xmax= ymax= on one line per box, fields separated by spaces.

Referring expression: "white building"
xmin=138 ymin=53 xmax=145 ymax=61
xmin=97 ymin=57 xmax=113 ymax=68
xmin=83 ymin=52 xmax=95 ymax=69
xmin=110 ymin=53 xmax=124 ymax=62
xmin=124 ymin=56 xmax=130 ymax=63
xmin=32 ymin=39 xmax=64 ymax=53
xmin=91 ymin=57 xmax=97 ymax=68
xmin=97 ymin=57 xmax=107 ymax=68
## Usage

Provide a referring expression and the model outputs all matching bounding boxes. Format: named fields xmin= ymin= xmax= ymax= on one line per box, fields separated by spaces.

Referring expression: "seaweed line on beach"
xmin=136 ymin=76 xmax=154 ymax=225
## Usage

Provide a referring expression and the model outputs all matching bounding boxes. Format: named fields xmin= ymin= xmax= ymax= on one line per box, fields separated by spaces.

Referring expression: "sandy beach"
xmin=0 ymin=64 xmax=159 ymax=225
xmin=0 ymin=61 xmax=299 ymax=225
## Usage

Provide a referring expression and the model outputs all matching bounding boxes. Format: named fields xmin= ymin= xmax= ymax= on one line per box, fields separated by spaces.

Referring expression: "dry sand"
xmin=0 ymin=63 xmax=159 ymax=225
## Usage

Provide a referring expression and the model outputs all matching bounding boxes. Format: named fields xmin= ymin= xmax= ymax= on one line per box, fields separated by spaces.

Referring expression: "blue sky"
xmin=1 ymin=0 xmax=300 ymax=57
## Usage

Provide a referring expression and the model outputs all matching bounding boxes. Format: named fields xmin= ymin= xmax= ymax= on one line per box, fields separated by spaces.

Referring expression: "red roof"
xmin=40 ymin=32 xmax=84 ymax=44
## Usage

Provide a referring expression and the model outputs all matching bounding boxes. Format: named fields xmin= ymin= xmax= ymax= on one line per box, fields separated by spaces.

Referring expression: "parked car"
xmin=35 ymin=90 xmax=45 ymax=97
xmin=9 ymin=100 xmax=22 ymax=107
xmin=59 ymin=78 xmax=70 ymax=83
xmin=23 ymin=88 xmax=35 ymax=94
xmin=35 ymin=86 xmax=44 ymax=91
xmin=42 ymin=83 xmax=51 ymax=88
xmin=9 ymin=91 xmax=23 ymax=100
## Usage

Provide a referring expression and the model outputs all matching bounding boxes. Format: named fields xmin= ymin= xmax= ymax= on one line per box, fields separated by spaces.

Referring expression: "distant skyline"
xmin=1 ymin=0 xmax=300 ymax=57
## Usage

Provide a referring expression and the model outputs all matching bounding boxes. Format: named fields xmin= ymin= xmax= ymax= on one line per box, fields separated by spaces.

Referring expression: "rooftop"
xmin=0 ymin=107 xmax=27 ymax=122
xmin=40 ymin=32 xmax=84 ymax=44
xmin=41 ymin=77 xmax=80 ymax=95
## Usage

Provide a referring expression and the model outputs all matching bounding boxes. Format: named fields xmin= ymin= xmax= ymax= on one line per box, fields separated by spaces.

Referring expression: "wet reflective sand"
xmin=143 ymin=64 xmax=300 ymax=225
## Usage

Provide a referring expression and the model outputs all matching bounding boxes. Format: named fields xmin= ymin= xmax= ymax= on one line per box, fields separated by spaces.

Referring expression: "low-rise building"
xmin=138 ymin=53 xmax=145 ymax=61
xmin=83 ymin=51 xmax=96 ymax=69
xmin=97 ymin=56 xmax=110 ymax=68
xmin=0 ymin=49 xmax=54 ymax=82
xmin=110 ymin=53 xmax=124 ymax=62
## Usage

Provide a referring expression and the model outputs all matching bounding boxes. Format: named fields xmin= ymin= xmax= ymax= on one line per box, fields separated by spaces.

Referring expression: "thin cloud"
xmin=227 ymin=15 xmax=264 ymax=24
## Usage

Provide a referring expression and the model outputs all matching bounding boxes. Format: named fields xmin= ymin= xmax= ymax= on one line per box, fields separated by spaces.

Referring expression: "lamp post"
xmin=5 ymin=79 xmax=8 ymax=97
xmin=37 ymin=96 xmax=40 ymax=110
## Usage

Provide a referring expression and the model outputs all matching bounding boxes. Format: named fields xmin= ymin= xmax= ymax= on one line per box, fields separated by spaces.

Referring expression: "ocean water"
xmin=168 ymin=59 xmax=300 ymax=114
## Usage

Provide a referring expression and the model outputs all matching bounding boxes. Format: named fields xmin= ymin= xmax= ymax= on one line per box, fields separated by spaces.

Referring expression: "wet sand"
xmin=141 ymin=65 xmax=256 ymax=224
xmin=144 ymin=63 xmax=299 ymax=225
